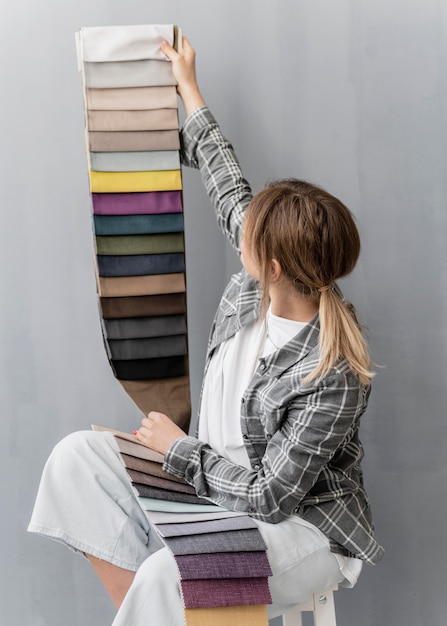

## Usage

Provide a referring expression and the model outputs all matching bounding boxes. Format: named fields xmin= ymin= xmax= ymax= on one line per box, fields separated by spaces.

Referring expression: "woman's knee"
xmin=48 ymin=430 xmax=117 ymax=474
xmin=134 ymin=547 xmax=181 ymax=598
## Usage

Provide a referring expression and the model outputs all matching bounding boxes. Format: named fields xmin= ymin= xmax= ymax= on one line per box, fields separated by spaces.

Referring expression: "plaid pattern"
xmin=165 ymin=107 xmax=384 ymax=565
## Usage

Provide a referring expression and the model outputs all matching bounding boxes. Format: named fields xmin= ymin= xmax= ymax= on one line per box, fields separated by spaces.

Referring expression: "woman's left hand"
xmin=134 ymin=411 xmax=186 ymax=455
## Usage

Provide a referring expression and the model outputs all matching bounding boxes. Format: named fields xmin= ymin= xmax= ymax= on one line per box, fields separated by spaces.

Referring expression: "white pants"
xmin=28 ymin=431 xmax=348 ymax=624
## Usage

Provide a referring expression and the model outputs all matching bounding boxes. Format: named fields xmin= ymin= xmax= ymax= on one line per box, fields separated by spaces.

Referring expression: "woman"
xmin=28 ymin=37 xmax=383 ymax=624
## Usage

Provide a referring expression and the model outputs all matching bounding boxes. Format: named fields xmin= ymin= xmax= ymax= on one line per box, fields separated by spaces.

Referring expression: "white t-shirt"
xmin=199 ymin=307 xmax=306 ymax=467
xmin=198 ymin=306 xmax=362 ymax=587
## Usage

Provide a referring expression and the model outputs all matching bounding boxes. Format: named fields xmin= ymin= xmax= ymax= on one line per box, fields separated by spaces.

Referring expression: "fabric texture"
xmin=175 ymin=551 xmax=272 ymax=580
xmin=120 ymin=453 xmax=187 ymax=483
xmin=133 ymin=484 xmax=212 ymax=505
xmin=102 ymin=315 xmax=187 ymax=339
xmin=93 ymin=213 xmax=184 ymax=236
xmin=89 ymin=150 xmax=180 ymax=172
xmin=110 ymin=355 xmax=186 ymax=380
xmin=87 ymin=108 xmax=179 ymax=132
xmin=89 ymin=169 xmax=182 ymax=193
xmin=180 ymin=577 xmax=272 ymax=609
xmin=83 ymin=59 xmax=176 ymax=88
xmin=126 ymin=469 xmax=197 ymax=494
xmin=139 ymin=497 xmax=228 ymax=514
xmin=92 ymin=190 xmax=183 ymax=215
xmin=183 ymin=605 xmax=268 ymax=626
xmin=79 ymin=24 xmax=175 ymax=63
xmin=162 ymin=529 xmax=267 ymax=555
xmin=106 ymin=335 xmax=188 ymax=360
xmin=99 ymin=293 xmax=187 ymax=319
xmin=85 ymin=86 xmax=178 ymax=110
xmin=155 ymin=515 xmax=258 ymax=537
xmin=97 ymin=273 xmax=185 ymax=298
xmin=118 ymin=377 xmax=191 ymax=430
xmin=97 ymin=253 xmax=185 ymax=277
xmin=95 ymin=233 xmax=184 ymax=256
xmin=89 ymin=129 xmax=180 ymax=152
xmin=108 ymin=432 xmax=164 ymax=463
xmin=144 ymin=510 xmax=246 ymax=525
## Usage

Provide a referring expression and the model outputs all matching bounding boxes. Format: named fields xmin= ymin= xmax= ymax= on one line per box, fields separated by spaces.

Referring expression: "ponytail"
xmin=303 ymin=287 xmax=373 ymax=385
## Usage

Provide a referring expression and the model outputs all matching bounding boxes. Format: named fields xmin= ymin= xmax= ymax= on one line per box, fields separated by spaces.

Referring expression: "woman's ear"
xmin=270 ymin=259 xmax=282 ymax=282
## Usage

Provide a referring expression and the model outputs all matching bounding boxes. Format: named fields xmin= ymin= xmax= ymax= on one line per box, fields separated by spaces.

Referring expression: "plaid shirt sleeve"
xmin=180 ymin=106 xmax=253 ymax=252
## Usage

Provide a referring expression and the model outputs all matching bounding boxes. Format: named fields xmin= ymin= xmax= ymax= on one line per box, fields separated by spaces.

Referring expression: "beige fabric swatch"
xmin=89 ymin=129 xmax=180 ymax=152
xmin=98 ymin=273 xmax=186 ymax=297
xmin=87 ymin=109 xmax=179 ymax=132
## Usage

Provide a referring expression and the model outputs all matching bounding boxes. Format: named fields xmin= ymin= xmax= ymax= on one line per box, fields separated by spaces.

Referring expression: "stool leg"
xmin=312 ymin=587 xmax=337 ymax=626
xmin=282 ymin=606 xmax=304 ymax=626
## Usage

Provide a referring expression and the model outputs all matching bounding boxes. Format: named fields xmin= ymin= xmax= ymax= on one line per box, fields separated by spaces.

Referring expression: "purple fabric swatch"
xmin=175 ymin=551 xmax=273 ymax=580
xmin=180 ymin=577 xmax=272 ymax=608
xmin=155 ymin=515 xmax=258 ymax=538
xmin=92 ymin=190 xmax=183 ymax=215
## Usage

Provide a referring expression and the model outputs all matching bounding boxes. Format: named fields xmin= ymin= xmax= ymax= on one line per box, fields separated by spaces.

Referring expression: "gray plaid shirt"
xmin=164 ymin=107 xmax=384 ymax=565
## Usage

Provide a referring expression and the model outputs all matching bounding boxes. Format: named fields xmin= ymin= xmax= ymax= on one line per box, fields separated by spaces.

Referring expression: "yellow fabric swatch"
xmin=90 ymin=169 xmax=182 ymax=193
xmin=184 ymin=605 xmax=269 ymax=626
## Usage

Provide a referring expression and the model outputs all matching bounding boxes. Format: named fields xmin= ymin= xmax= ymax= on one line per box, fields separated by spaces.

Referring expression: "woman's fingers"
xmin=160 ymin=39 xmax=179 ymax=62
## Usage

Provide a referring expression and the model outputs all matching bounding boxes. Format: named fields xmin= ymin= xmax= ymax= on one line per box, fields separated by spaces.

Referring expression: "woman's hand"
xmin=161 ymin=36 xmax=205 ymax=116
xmin=134 ymin=411 xmax=187 ymax=455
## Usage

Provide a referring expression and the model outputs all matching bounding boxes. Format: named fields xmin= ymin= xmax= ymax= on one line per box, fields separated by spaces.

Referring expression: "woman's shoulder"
xmin=220 ymin=268 xmax=261 ymax=308
xmin=280 ymin=337 xmax=370 ymax=399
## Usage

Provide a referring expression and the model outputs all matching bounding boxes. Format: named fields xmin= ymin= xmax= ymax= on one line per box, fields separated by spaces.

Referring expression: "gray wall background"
xmin=1 ymin=1 xmax=445 ymax=625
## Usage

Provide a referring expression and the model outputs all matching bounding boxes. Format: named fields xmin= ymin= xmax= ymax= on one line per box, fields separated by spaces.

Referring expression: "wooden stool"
xmin=282 ymin=584 xmax=338 ymax=626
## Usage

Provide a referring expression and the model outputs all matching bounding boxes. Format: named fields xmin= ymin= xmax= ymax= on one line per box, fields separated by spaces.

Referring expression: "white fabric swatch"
xmin=79 ymin=24 xmax=174 ymax=62
xmin=89 ymin=150 xmax=180 ymax=172
xmin=83 ymin=59 xmax=176 ymax=88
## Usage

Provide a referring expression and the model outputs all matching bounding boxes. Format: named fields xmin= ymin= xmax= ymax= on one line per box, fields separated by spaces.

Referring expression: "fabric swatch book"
xmin=78 ymin=24 xmax=272 ymax=625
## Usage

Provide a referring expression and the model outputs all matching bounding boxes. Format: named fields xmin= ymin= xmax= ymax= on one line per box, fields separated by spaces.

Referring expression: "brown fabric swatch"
xmin=119 ymin=375 xmax=191 ymax=429
xmin=100 ymin=293 xmax=187 ymax=319
xmin=120 ymin=453 xmax=187 ymax=485
xmin=126 ymin=468 xmax=196 ymax=494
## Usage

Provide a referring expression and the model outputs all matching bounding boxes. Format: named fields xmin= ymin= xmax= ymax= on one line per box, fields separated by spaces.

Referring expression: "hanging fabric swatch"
xmin=78 ymin=24 xmax=272 ymax=626
xmin=76 ymin=24 xmax=190 ymax=430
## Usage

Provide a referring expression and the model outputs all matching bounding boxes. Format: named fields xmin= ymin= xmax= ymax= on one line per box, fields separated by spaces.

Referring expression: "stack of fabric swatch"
xmin=76 ymin=25 xmax=190 ymax=431
xmin=93 ymin=425 xmax=272 ymax=625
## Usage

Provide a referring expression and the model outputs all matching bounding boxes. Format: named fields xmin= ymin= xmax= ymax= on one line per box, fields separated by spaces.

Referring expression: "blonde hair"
xmin=243 ymin=179 xmax=373 ymax=385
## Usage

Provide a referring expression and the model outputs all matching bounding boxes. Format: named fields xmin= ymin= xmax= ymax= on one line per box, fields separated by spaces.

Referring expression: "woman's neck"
xmin=268 ymin=279 xmax=318 ymax=323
